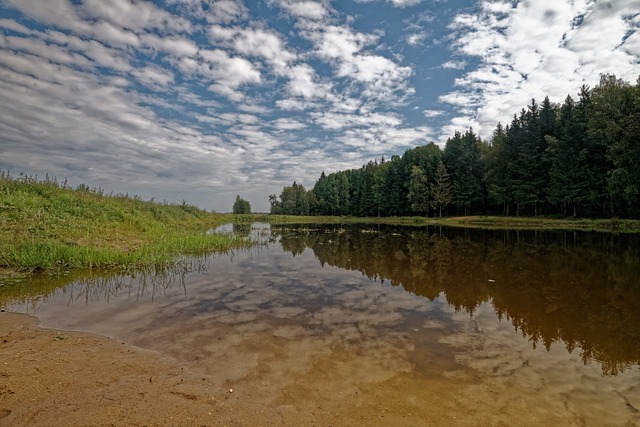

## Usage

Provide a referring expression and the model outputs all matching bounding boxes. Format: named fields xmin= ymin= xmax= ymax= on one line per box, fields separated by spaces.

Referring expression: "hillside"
xmin=0 ymin=172 xmax=248 ymax=278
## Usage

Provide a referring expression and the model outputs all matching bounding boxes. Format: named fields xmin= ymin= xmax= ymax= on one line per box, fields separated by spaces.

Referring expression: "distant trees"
xmin=269 ymin=74 xmax=640 ymax=219
xmin=232 ymin=195 xmax=251 ymax=214
xmin=269 ymin=182 xmax=312 ymax=215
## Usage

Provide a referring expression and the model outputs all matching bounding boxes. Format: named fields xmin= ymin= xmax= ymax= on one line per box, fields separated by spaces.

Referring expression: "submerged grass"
xmin=0 ymin=172 xmax=249 ymax=278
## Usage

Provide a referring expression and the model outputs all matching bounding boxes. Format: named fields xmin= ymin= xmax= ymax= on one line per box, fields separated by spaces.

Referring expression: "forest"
xmin=269 ymin=74 xmax=640 ymax=219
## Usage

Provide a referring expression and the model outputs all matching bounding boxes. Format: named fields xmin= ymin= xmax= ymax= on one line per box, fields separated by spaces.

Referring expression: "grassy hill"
xmin=0 ymin=172 xmax=249 ymax=278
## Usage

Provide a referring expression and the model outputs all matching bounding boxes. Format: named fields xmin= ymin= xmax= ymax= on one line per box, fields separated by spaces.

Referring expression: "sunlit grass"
xmin=0 ymin=171 xmax=249 ymax=277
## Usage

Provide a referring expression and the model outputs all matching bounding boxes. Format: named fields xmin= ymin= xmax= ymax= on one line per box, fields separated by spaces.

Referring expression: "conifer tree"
xmin=430 ymin=160 xmax=452 ymax=217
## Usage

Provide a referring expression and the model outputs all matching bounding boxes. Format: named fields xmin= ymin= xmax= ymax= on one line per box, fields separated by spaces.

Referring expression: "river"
xmin=3 ymin=223 xmax=640 ymax=425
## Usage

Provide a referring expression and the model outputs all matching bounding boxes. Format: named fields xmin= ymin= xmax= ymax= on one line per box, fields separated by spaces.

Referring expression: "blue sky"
xmin=1 ymin=0 xmax=639 ymax=212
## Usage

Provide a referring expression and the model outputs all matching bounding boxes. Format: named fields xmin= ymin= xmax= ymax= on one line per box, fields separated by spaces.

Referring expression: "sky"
xmin=1 ymin=0 xmax=639 ymax=212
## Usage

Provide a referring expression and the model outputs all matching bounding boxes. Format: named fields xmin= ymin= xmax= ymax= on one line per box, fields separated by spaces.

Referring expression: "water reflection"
xmin=3 ymin=223 xmax=640 ymax=424
xmin=272 ymin=224 xmax=640 ymax=376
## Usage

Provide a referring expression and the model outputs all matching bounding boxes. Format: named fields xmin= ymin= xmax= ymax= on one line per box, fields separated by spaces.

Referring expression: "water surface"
xmin=4 ymin=223 xmax=640 ymax=425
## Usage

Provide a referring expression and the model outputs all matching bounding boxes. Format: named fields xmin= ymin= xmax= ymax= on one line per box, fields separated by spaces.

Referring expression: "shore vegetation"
xmin=0 ymin=172 xmax=250 ymax=279
xmin=261 ymin=214 xmax=640 ymax=233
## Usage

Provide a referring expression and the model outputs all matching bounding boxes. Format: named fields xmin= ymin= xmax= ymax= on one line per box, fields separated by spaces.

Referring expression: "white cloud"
xmin=272 ymin=118 xmax=307 ymax=130
xmin=141 ymin=34 xmax=199 ymax=57
xmin=3 ymin=0 xmax=90 ymax=33
xmin=337 ymin=125 xmax=433 ymax=152
xmin=209 ymin=25 xmax=297 ymax=72
xmin=276 ymin=0 xmax=330 ymax=20
xmin=286 ymin=63 xmax=333 ymax=99
xmin=44 ymin=30 xmax=133 ymax=72
xmin=78 ymin=0 xmax=193 ymax=34
xmin=406 ymin=32 xmax=427 ymax=46
xmin=165 ymin=0 xmax=248 ymax=24
xmin=440 ymin=0 xmax=640 ymax=140
xmin=208 ymin=0 xmax=249 ymax=23
xmin=209 ymin=24 xmax=337 ymax=103
xmin=0 ymin=18 xmax=33 ymax=34
xmin=131 ymin=66 xmax=175 ymax=88
xmin=199 ymin=49 xmax=262 ymax=100
xmin=275 ymin=98 xmax=322 ymax=111
xmin=354 ymin=0 xmax=423 ymax=7
xmin=0 ymin=35 xmax=93 ymax=70
xmin=311 ymin=111 xmax=402 ymax=130
xmin=300 ymin=24 xmax=414 ymax=105
xmin=441 ymin=60 xmax=465 ymax=70
xmin=389 ymin=0 xmax=423 ymax=7
xmin=423 ymin=110 xmax=444 ymax=118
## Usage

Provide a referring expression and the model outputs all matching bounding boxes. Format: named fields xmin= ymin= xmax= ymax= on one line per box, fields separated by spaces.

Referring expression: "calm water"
xmin=3 ymin=223 xmax=640 ymax=425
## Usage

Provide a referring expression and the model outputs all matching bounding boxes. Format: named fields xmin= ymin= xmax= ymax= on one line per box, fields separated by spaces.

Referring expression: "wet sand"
xmin=2 ymin=311 xmax=639 ymax=426
xmin=0 ymin=312 xmax=461 ymax=426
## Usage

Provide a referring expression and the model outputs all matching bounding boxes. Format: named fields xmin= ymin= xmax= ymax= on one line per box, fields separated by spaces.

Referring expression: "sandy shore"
xmin=0 ymin=312 xmax=459 ymax=426
xmin=3 ymin=311 xmax=639 ymax=427
xmin=0 ymin=312 xmax=250 ymax=426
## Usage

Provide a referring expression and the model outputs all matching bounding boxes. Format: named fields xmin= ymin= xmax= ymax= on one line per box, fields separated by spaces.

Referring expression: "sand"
xmin=0 ymin=312 xmax=459 ymax=426
xmin=2 ymin=311 xmax=639 ymax=426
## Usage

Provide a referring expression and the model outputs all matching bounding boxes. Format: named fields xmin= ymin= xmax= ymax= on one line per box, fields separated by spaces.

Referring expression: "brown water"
xmin=4 ymin=223 xmax=640 ymax=425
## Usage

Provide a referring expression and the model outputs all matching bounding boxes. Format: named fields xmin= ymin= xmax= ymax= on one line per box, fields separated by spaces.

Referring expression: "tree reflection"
xmin=273 ymin=224 xmax=640 ymax=376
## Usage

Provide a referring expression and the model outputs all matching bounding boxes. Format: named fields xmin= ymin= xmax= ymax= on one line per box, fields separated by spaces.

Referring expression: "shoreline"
xmin=0 ymin=312 xmax=254 ymax=426
xmin=0 ymin=312 xmax=462 ymax=427
xmin=2 ymin=310 xmax=638 ymax=426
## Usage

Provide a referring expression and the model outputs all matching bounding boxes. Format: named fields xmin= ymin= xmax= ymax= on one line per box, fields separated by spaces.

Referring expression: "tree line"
xmin=269 ymin=74 xmax=640 ymax=219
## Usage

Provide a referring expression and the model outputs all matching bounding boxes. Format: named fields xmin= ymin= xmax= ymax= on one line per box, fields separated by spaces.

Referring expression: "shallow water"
xmin=4 ymin=223 xmax=640 ymax=425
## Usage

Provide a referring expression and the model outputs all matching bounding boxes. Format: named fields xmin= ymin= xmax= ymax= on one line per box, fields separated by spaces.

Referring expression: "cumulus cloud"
xmin=406 ymin=32 xmax=427 ymax=46
xmin=199 ymin=49 xmax=262 ymax=100
xmin=423 ymin=109 xmax=445 ymax=118
xmin=355 ymin=0 xmax=424 ymax=7
xmin=9 ymin=0 xmax=632 ymax=211
xmin=297 ymin=22 xmax=414 ymax=105
xmin=441 ymin=60 xmax=465 ymax=70
xmin=275 ymin=0 xmax=330 ymax=20
xmin=439 ymin=0 xmax=640 ymax=140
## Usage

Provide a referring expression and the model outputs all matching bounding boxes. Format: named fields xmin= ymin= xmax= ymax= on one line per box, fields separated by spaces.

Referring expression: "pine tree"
xmin=408 ymin=166 xmax=430 ymax=216
xmin=430 ymin=160 xmax=452 ymax=217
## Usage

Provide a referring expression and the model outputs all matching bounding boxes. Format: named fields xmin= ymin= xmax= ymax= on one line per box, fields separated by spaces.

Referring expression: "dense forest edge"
xmin=0 ymin=172 xmax=251 ymax=279
xmin=269 ymin=74 xmax=640 ymax=220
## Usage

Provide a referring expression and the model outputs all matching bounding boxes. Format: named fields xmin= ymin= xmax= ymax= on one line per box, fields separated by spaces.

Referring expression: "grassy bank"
xmin=0 ymin=173 xmax=250 ymax=279
xmin=261 ymin=214 xmax=640 ymax=232
xmin=3 ymin=172 xmax=638 ymax=279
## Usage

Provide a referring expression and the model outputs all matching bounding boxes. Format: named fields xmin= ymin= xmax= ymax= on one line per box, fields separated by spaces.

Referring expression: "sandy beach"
xmin=0 ymin=312 xmax=458 ymax=426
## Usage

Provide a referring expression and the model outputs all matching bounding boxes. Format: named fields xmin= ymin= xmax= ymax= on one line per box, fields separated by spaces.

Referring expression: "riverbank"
xmin=0 ymin=312 xmax=255 ymax=426
xmin=3 ymin=172 xmax=639 ymax=280
xmin=0 ymin=173 xmax=251 ymax=280
xmin=261 ymin=214 xmax=640 ymax=233
xmin=0 ymin=312 xmax=462 ymax=426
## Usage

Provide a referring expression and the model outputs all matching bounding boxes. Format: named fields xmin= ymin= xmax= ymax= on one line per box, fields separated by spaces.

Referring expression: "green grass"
xmin=3 ymin=171 xmax=638 ymax=278
xmin=0 ymin=172 xmax=250 ymax=278
xmin=260 ymin=214 xmax=640 ymax=232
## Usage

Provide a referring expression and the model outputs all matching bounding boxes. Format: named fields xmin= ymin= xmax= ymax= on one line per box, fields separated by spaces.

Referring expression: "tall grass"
xmin=0 ymin=171 xmax=248 ymax=276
